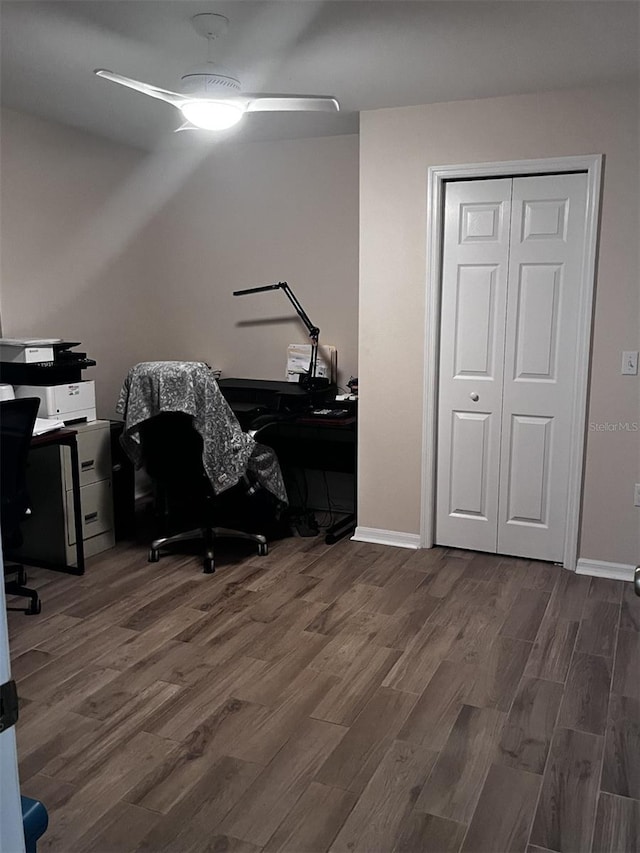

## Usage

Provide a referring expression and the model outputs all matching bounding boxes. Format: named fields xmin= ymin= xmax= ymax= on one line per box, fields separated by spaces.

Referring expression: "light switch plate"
xmin=622 ymin=351 xmax=638 ymax=375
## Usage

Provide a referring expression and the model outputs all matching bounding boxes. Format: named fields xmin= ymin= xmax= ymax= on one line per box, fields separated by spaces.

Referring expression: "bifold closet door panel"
xmin=497 ymin=173 xmax=588 ymax=562
xmin=436 ymin=178 xmax=512 ymax=552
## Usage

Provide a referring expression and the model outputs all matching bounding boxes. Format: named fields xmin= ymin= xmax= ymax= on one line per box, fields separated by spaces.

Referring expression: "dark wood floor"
xmin=7 ymin=533 xmax=640 ymax=853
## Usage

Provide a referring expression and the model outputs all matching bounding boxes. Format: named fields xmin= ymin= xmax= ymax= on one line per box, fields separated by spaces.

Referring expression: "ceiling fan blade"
xmin=94 ymin=69 xmax=184 ymax=106
xmin=244 ymin=94 xmax=339 ymax=113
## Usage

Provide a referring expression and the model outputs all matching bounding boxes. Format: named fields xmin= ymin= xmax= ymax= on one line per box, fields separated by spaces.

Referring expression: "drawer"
xmin=63 ymin=422 xmax=111 ymax=487
xmin=66 ymin=479 xmax=113 ymax=545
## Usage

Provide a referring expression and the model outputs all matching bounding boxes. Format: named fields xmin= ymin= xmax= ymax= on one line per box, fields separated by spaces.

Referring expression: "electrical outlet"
xmin=622 ymin=351 xmax=639 ymax=375
xmin=635 ymin=483 xmax=640 ymax=507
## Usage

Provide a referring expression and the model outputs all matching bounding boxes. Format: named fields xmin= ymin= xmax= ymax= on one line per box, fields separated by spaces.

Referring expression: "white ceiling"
xmin=1 ymin=1 xmax=638 ymax=150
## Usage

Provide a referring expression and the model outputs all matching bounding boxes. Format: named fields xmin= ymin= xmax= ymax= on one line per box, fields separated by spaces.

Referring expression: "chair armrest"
xmin=248 ymin=412 xmax=298 ymax=439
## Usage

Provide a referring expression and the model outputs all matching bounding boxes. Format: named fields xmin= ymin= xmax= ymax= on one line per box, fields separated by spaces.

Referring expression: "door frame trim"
xmin=421 ymin=155 xmax=603 ymax=569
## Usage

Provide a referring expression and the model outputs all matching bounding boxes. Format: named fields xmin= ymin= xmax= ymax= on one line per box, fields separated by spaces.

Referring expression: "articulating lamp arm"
xmin=233 ymin=282 xmax=319 ymax=343
xmin=233 ymin=281 xmax=324 ymax=387
xmin=278 ymin=282 xmax=319 ymax=344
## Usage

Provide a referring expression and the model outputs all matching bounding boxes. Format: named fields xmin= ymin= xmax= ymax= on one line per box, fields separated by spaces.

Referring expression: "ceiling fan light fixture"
xmin=93 ymin=13 xmax=339 ymax=134
xmin=180 ymin=99 xmax=244 ymax=130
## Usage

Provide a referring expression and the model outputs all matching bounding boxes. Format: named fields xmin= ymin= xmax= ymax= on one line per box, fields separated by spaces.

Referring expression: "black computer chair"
xmin=139 ymin=411 xmax=268 ymax=574
xmin=1 ymin=397 xmax=42 ymax=615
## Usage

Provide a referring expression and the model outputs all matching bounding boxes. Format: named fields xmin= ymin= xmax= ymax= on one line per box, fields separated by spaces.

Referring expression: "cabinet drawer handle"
xmin=81 ymin=459 xmax=95 ymax=470
xmin=84 ymin=511 xmax=99 ymax=523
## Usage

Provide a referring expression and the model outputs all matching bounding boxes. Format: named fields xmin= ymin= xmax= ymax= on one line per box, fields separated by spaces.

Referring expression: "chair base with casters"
xmin=149 ymin=526 xmax=268 ymax=574
xmin=4 ymin=562 xmax=41 ymax=615
xmin=136 ymin=410 xmax=276 ymax=575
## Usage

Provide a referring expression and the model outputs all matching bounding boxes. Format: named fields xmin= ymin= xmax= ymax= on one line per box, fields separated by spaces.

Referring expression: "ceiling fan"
xmin=94 ymin=13 xmax=339 ymax=131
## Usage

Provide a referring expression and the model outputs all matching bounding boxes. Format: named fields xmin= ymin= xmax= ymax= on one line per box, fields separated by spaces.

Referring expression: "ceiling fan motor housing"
xmin=181 ymin=64 xmax=241 ymax=97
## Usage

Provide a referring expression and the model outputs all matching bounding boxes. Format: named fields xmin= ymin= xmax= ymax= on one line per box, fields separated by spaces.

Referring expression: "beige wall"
xmin=359 ymin=83 xmax=640 ymax=566
xmin=148 ymin=134 xmax=359 ymax=388
xmin=0 ymin=109 xmax=180 ymax=417
xmin=1 ymin=110 xmax=359 ymax=417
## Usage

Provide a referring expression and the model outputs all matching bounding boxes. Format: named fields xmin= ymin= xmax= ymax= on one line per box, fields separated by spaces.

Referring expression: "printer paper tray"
xmin=0 ymin=360 xmax=96 ymax=386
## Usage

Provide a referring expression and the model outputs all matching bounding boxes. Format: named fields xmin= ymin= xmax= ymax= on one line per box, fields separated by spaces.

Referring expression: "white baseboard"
xmin=576 ymin=558 xmax=637 ymax=583
xmin=352 ymin=526 xmax=421 ymax=550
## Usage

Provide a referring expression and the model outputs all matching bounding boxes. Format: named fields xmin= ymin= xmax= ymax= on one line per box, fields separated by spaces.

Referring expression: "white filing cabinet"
xmin=17 ymin=419 xmax=115 ymax=567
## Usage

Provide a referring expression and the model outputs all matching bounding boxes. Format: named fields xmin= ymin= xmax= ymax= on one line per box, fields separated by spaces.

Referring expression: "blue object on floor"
xmin=21 ymin=796 xmax=48 ymax=853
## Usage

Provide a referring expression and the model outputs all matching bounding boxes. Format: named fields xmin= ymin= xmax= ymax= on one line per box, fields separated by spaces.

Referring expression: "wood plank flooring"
xmin=7 ymin=535 xmax=640 ymax=852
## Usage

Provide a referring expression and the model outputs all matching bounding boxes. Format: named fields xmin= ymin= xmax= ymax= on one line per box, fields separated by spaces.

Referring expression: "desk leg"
xmin=325 ymin=513 xmax=356 ymax=545
xmin=68 ymin=435 xmax=85 ymax=575
xmin=325 ymin=446 xmax=357 ymax=545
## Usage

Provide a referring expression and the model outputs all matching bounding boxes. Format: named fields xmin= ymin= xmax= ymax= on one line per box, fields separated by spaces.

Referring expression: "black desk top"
xmin=218 ymin=376 xmax=340 ymax=428
xmin=30 ymin=427 xmax=78 ymax=448
xmin=218 ymin=377 xmax=309 ymax=400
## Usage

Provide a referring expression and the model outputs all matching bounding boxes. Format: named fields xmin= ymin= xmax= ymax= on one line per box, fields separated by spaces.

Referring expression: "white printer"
xmin=15 ymin=380 xmax=96 ymax=424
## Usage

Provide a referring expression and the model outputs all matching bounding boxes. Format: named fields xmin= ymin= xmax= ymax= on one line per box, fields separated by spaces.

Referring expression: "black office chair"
xmin=1 ymin=397 xmax=42 ymax=615
xmin=139 ymin=411 xmax=268 ymax=574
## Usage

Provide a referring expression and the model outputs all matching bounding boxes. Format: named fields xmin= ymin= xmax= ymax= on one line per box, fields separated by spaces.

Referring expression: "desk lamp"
xmin=233 ymin=281 xmax=329 ymax=391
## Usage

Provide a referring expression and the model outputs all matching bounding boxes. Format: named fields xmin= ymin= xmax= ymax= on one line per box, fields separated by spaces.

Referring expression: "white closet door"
xmin=497 ymin=173 xmax=588 ymax=561
xmin=436 ymin=179 xmax=512 ymax=552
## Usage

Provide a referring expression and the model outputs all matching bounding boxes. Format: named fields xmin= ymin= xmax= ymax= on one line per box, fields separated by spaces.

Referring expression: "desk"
xmin=219 ymin=377 xmax=313 ymax=409
xmin=255 ymin=416 xmax=357 ymax=543
xmin=22 ymin=429 xmax=85 ymax=575
xmin=219 ymin=377 xmax=357 ymax=542
xmin=218 ymin=377 xmax=333 ymax=429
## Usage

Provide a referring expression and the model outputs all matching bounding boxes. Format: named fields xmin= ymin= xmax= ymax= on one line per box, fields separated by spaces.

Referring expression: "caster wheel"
xmin=149 ymin=549 xmax=160 ymax=563
xmin=258 ymin=543 xmax=268 ymax=557
xmin=203 ymin=559 xmax=215 ymax=574
xmin=27 ymin=600 xmax=42 ymax=616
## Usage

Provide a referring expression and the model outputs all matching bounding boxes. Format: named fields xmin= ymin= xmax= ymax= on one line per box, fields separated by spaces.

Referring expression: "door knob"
xmin=470 ymin=392 xmax=479 ymax=401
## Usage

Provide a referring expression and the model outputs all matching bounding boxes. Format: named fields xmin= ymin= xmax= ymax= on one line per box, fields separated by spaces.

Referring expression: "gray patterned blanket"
xmin=116 ymin=361 xmax=287 ymax=504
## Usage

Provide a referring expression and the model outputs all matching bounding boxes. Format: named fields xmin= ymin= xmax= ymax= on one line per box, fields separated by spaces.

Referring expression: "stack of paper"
xmin=33 ymin=417 xmax=65 ymax=436
xmin=286 ymin=344 xmax=336 ymax=383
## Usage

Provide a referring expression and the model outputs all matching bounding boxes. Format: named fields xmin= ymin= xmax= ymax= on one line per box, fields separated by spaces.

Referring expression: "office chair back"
xmin=1 ymin=397 xmax=42 ymax=614
xmin=1 ymin=398 xmax=40 ymax=543
xmin=139 ymin=412 xmax=204 ymax=479
xmin=138 ymin=412 xmax=211 ymax=521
